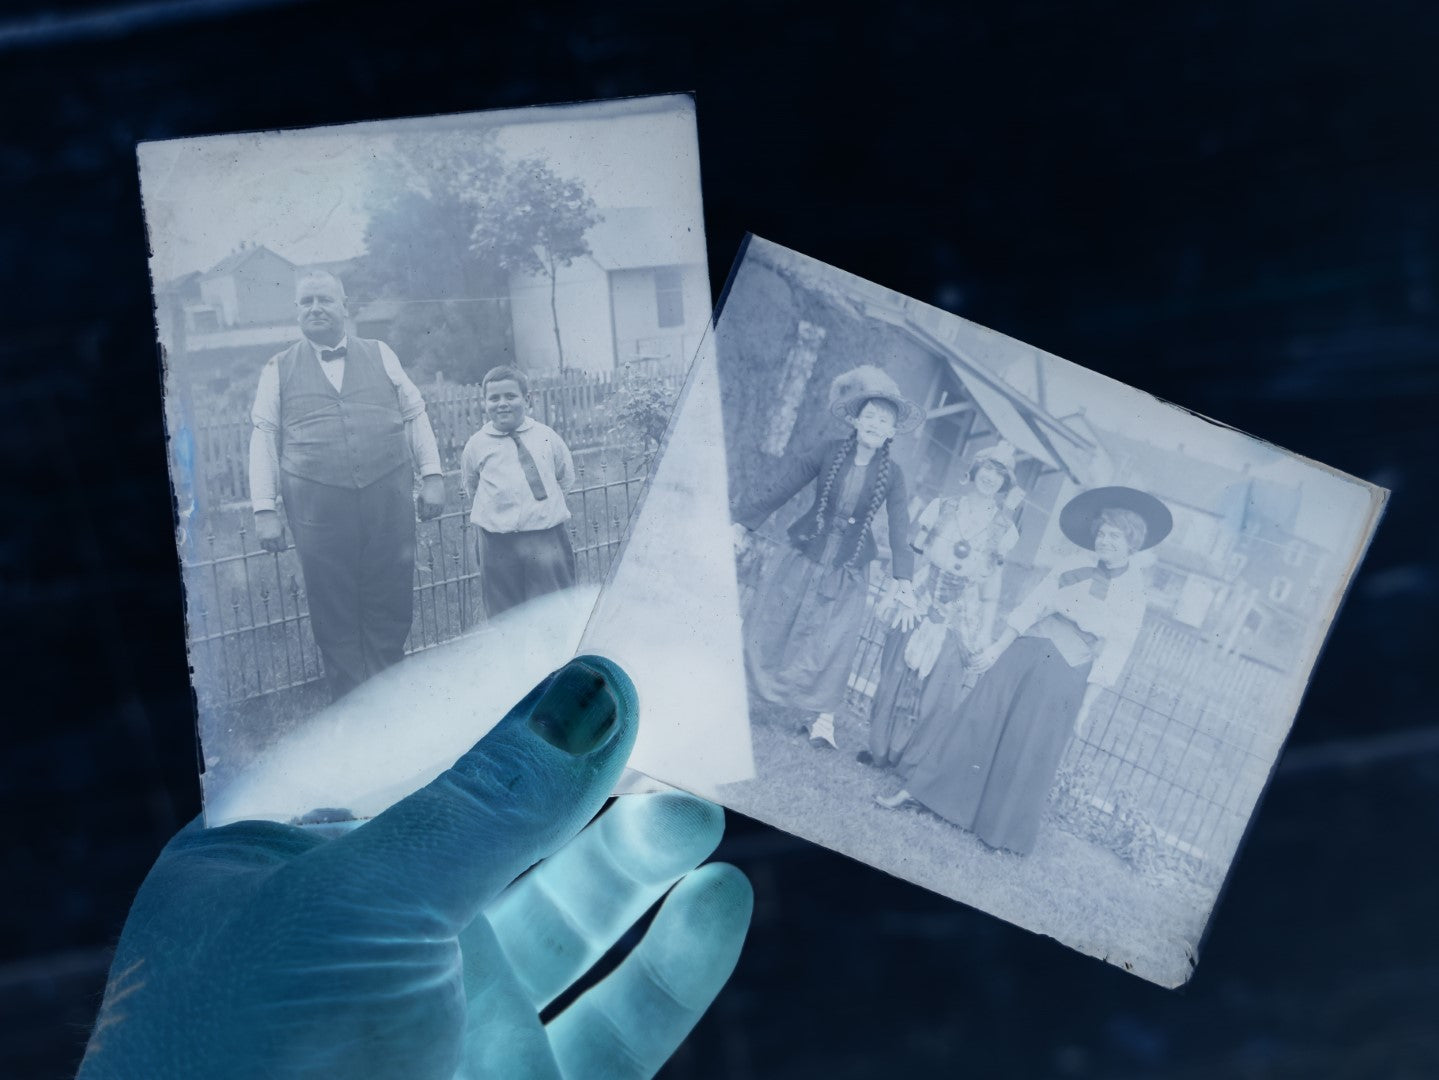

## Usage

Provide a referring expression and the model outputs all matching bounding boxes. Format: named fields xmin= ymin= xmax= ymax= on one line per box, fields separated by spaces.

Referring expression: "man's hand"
xmin=78 ymin=657 xmax=752 ymax=1080
xmin=254 ymin=509 xmax=286 ymax=553
xmin=418 ymin=473 xmax=446 ymax=521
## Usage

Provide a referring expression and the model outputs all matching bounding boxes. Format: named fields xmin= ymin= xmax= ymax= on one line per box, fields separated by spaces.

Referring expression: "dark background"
xmin=3 ymin=1 xmax=1436 ymax=1076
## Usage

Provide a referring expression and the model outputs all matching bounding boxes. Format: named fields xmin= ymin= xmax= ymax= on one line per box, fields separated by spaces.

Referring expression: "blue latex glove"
xmin=77 ymin=656 xmax=752 ymax=1079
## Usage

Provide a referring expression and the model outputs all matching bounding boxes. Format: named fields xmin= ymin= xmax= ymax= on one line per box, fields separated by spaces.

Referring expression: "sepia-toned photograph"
xmin=138 ymin=94 xmax=710 ymax=825
xmin=623 ymin=236 xmax=1387 ymax=987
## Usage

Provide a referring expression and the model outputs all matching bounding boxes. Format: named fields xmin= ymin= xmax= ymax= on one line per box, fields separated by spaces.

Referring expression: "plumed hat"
xmin=828 ymin=365 xmax=925 ymax=434
xmin=1059 ymin=486 xmax=1173 ymax=551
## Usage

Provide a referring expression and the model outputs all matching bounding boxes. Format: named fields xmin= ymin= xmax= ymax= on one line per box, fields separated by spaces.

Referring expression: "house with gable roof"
xmin=505 ymin=206 xmax=711 ymax=375
xmin=190 ymin=243 xmax=298 ymax=332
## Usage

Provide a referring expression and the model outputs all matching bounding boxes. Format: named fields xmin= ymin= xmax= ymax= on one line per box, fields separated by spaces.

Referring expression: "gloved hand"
xmin=890 ymin=579 xmax=920 ymax=633
xmin=902 ymin=618 xmax=947 ymax=679
xmin=77 ymin=656 xmax=752 ymax=1080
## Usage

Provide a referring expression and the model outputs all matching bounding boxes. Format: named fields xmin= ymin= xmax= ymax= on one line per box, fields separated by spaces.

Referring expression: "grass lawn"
xmin=197 ymin=681 xmax=331 ymax=803
xmin=720 ymin=700 xmax=1215 ymax=987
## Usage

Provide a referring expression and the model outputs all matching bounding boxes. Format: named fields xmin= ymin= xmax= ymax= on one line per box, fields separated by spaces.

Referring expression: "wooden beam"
xmin=926 ymin=401 xmax=977 ymax=421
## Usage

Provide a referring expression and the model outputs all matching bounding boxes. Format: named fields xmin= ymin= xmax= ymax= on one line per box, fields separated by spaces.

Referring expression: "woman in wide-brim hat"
xmin=877 ymin=485 xmax=1171 ymax=857
xmin=732 ymin=365 xmax=924 ymax=749
xmin=864 ymin=441 xmax=1024 ymax=772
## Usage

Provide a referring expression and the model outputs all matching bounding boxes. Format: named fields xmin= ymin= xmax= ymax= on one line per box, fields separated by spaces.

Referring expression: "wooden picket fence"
xmin=189 ymin=370 xmax=680 ymax=506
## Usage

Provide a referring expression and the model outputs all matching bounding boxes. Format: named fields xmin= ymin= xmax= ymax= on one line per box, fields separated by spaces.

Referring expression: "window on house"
xmin=189 ymin=308 xmax=220 ymax=333
xmin=1283 ymin=539 xmax=1305 ymax=567
xmin=1227 ymin=552 xmax=1248 ymax=578
xmin=1174 ymin=576 xmax=1216 ymax=628
xmin=655 ymin=269 xmax=684 ymax=328
xmin=1269 ymin=576 xmax=1294 ymax=604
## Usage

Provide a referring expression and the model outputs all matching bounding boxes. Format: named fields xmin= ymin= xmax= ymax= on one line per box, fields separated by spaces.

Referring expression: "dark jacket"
xmin=735 ymin=437 xmax=914 ymax=579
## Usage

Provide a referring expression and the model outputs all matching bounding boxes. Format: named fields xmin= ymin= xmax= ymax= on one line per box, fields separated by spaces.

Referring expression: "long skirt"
xmin=742 ymin=545 xmax=869 ymax=714
xmin=868 ymin=622 xmax=974 ymax=774
xmin=906 ymin=635 xmax=1090 ymax=855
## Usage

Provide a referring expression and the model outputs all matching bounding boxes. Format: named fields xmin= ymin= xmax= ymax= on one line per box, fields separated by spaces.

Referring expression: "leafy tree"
xmin=347 ymin=132 xmax=516 ymax=384
xmin=463 ymin=156 xmax=601 ymax=373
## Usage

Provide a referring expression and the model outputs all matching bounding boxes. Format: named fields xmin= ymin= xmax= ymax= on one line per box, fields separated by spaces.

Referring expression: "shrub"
xmin=604 ymin=371 xmax=678 ymax=464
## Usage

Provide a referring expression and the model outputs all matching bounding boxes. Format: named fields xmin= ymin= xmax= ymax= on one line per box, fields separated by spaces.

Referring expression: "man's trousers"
xmin=281 ymin=465 xmax=415 ymax=701
xmin=476 ymin=523 xmax=577 ymax=620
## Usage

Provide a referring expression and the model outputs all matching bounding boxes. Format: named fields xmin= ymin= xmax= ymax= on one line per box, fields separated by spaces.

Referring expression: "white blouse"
xmin=1004 ymin=558 xmax=1149 ymax=689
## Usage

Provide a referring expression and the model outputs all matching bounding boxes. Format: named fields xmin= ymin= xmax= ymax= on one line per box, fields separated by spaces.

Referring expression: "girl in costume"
xmin=877 ymin=486 xmax=1171 ymax=856
xmin=863 ymin=443 xmax=1023 ymax=771
xmin=733 ymin=365 xmax=924 ymax=749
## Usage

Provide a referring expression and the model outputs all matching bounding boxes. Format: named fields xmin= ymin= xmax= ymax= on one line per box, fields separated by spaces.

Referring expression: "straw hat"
xmin=1059 ymin=486 xmax=1173 ymax=551
xmin=827 ymin=365 xmax=924 ymax=433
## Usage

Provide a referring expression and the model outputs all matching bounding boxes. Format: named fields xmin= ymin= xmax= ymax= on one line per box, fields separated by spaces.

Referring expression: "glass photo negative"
xmin=138 ymin=94 xmax=711 ymax=827
xmin=606 ymin=235 xmax=1387 ymax=986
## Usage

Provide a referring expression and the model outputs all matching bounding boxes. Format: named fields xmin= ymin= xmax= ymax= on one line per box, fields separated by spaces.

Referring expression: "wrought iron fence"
xmin=181 ymin=448 xmax=649 ymax=708
xmin=737 ymin=531 xmax=1289 ymax=880
xmin=1049 ymin=615 xmax=1285 ymax=883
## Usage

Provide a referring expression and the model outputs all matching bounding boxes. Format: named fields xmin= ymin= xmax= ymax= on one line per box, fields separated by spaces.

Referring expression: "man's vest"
xmin=276 ymin=336 xmax=410 ymax=489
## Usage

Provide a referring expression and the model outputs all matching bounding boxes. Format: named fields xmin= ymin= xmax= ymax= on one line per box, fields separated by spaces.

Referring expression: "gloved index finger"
xmin=481 ymin=791 xmax=726 ymax=1010
xmin=292 ymin=655 xmax=638 ymax=935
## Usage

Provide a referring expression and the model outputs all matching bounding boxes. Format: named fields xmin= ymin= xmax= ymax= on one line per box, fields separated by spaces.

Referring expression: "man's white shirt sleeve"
xmin=379 ymin=342 xmax=443 ymax=478
xmin=249 ymin=359 xmax=282 ymax=513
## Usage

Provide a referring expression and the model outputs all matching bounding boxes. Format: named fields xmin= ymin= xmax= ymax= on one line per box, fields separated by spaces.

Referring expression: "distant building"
xmin=1212 ymin=477 xmax=1330 ymax=669
xmin=351 ymin=297 xmax=404 ymax=344
xmin=1094 ymin=430 xmax=1330 ymax=671
xmin=188 ymin=244 xmax=298 ymax=332
xmin=170 ymin=249 xmax=388 ymax=373
xmin=165 ymin=269 xmax=203 ymax=309
xmin=507 ymin=207 xmax=711 ymax=375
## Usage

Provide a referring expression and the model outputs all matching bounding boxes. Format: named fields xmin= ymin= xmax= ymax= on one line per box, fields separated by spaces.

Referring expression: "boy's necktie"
xmin=508 ymin=430 xmax=549 ymax=501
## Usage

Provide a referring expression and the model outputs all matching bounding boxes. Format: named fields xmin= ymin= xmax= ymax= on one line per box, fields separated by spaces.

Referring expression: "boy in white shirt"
xmin=460 ymin=366 xmax=577 ymax=617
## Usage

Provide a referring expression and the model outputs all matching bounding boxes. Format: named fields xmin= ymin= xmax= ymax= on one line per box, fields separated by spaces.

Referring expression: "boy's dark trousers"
xmin=281 ymin=464 xmax=415 ymax=701
xmin=477 ymin=523 xmax=577 ymax=618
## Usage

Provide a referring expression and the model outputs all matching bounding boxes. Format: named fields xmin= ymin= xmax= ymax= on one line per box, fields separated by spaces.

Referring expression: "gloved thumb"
xmin=294 ymin=654 xmax=637 ymax=933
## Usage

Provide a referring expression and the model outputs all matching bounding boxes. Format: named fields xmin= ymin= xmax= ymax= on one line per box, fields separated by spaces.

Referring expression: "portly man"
xmin=249 ymin=270 xmax=445 ymax=700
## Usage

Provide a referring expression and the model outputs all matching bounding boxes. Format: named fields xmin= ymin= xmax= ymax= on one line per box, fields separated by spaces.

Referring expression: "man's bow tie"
xmin=319 ymin=346 xmax=347 ymax=362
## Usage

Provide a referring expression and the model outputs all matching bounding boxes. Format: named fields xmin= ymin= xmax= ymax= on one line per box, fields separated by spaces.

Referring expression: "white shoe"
xmin=808 ymin=712 xmax=838 ymax=749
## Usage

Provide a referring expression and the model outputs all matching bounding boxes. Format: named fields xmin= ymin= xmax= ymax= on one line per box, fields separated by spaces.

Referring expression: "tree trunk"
xmin=547 ymin=251 xmax=565 ymax=374
xmin=546 ymin=251 xmax=568 ymax=432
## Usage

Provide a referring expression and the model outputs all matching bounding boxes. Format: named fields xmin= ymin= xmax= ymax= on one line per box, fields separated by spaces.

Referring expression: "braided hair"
xmin=794 ymin=431 xmax=857 ymax=546
xmin=796 ymin=396 xmax=899 ymax=566
xmin=844 ymin=437 xmax=892 ymax=568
